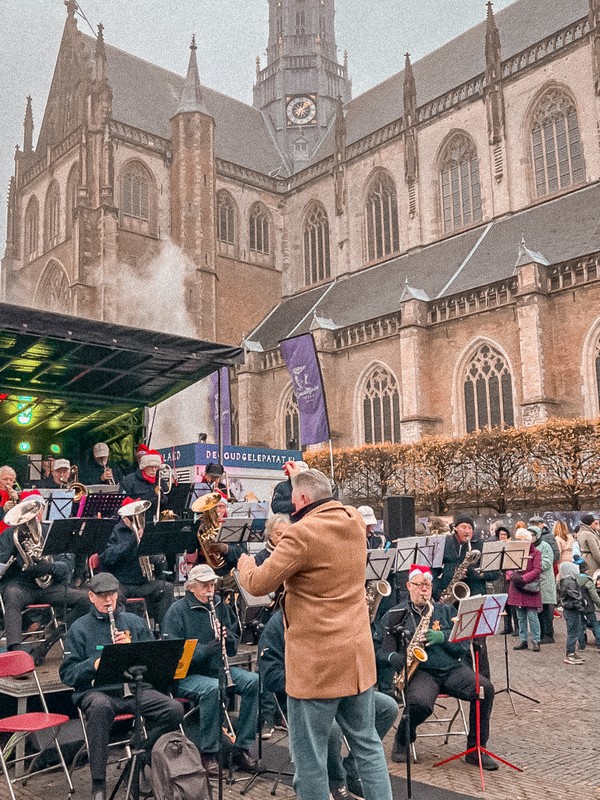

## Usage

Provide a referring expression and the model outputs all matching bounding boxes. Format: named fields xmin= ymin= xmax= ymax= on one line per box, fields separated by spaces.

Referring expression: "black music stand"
xmin=480 ymin=541 xmax=541 ymax=714
xmin=137 ymin=520 xmax=198 ymax=559
xmin=217 ymin=519 xmax=254 ymax=545
xmin=44 ymin=517 xmax=116 ymax=559
xmin=42 ymin=490 xmax=75 ymax=520
xmin=78 ymin=491 xmax=125 ymax=519
xmin=97 ymin=639 xmax=185 ymax=800
xmin=232 ymin=569 xmax=272 ymax=642
xmin=433 ymin=593 xmax=522 ymax=792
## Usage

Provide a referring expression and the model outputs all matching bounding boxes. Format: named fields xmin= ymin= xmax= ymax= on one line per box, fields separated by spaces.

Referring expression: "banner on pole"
xmin=209 ymin=367 xmax=232 ymax=446
xmin=279 ymin=333 xmax=330 ymax=446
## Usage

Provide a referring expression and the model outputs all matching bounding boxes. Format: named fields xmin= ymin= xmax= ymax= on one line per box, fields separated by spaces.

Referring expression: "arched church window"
xmin=439 ymin=133 xmax=482 ymax=233
xmin=65 ymin=164 xmax=80 ymax=236
xmin=249 ymin=203 xmax=270 ymax=255
xmin=217 ymin=191 xmax=236 ymax=245
xmin=362 ymin=366 xmax=401 ymax=444
xmin=24 ymin=196 xmax=39 ymax=262
xmin=44 ymin=182 xmax=60 ymax=251
xmin=122 ymin=163 xmax=149 ymax=221
xmin=463 ymin=343 xmax=514 ymax=433
xmin=303 ymin=204 xmax=330 ymax=285
xmin=365 ymin=172 xmax=400 ymax=262
xmin=35 ymin=261 xmax=72 ymax=314
xmin=283 ymin=388 xmax=300 ymax=450
xmin=531 ymin=89 xmax=585 ymax=198
xmin=295 ymin=9 xmax=306 ymax=36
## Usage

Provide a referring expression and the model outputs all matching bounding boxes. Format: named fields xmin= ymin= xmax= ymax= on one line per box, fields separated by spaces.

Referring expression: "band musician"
xmin=120 ymin=450 xmax=171 ymax=519
xmin=0 ymin=465 xmax=19 ymax=518
xmin=98 ymin=498 xmax=174 ymax=630
xmin=0 ymin=491 xmax=89 ymax=658
xmin=78 ymin=442 xmax=123 ymax=486
xmin=59 ymin=572 xmax=184 ymax=800
xmin=433 ymin=513 xmax=499 ymax=678
xmin=162 ymin=564 xmax=259 ymax=778
xmin=381 ymin=564 xmax=496 ymax=770
xmin=37 ymin=458 xmax=73 ymax=489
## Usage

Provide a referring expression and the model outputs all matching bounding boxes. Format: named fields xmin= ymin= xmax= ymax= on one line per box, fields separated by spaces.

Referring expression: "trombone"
xmin=64 ymin=465 xmax=87 ymax=503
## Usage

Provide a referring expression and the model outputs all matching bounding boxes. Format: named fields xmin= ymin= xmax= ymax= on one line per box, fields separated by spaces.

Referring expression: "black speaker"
xmin=383 ymin=495 xmax=415 ymax=539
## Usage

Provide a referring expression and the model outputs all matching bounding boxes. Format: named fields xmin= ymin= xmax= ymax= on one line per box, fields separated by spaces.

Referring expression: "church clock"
xmin=286 ymin=95 xmax=318 ymax=126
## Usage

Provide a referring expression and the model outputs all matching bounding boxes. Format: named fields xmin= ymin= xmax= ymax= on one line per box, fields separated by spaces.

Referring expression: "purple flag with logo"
xmin=209 ymin=367 xmax=231 ymax=446
xmin=280 ymin=333 xmax=330 ymax=446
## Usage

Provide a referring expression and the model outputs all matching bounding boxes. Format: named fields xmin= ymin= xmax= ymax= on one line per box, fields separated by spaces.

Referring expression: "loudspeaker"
xmin=383 ymin=495 xmax=415 ymax=539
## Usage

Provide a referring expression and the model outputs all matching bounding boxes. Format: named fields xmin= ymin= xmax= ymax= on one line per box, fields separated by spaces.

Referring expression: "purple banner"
xmin=209 ymin=367 xmax=231 ymax=446
xmin=280 ymin=333 xmax=330 ymax=446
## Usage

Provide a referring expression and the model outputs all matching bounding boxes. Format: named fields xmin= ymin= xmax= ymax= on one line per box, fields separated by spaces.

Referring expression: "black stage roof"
xmin=0 ymin=303 xmax=243 ymax=407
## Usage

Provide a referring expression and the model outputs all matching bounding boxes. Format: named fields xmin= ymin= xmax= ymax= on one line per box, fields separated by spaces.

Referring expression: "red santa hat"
xmin=139 ymin=450 xmax=162 ymax=470
xmin=408 ymin=564 xmax=433 ymax=582
xmin=19 ymin=490 xmax=43 ymax=502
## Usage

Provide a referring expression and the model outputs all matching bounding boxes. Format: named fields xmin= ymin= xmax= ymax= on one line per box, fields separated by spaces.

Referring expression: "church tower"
xmin=253 ymin=0 xmax=351 ymax=171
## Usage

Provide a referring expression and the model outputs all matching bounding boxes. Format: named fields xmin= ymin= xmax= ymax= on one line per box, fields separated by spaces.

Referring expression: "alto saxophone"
xmin=438 ymin=545 xmax=481 ymax=605
xmin=366 ymin=579 xmax=392 ymax=623
xmin=393 ymin=600 xmax=434 ymax=694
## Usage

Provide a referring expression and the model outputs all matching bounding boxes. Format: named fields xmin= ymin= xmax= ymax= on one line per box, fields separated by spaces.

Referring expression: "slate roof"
xmin=311 ymin=0 xmax=588 ymax=162
xmin=82 ymin=35 xmax=285 ymax=176
xmin=249 ymin=182 xmax=600 ymax=350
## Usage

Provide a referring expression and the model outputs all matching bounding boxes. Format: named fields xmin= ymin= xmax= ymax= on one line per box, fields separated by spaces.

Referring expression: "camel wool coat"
xmin=238 ymin=499 xmax=376 ymax=700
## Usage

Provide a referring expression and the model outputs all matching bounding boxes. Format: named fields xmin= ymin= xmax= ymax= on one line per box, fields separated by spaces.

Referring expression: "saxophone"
xmin=393 ymin=600 xmax=434 ymax=694
xmin=438 ymin=546 xmax=481 ymax=605
xmin=366 ymin=579 xmax=392 ymax=623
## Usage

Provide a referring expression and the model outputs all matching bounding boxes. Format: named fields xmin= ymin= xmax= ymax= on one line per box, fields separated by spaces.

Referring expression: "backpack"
xmin=151 ymin=731 xmax=211 ymax=800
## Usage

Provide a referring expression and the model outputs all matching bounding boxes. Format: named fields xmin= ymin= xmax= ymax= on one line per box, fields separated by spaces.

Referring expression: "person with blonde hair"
xmin=507 ymin=529 xmax=543 ymax=651
xmin=553 ymin=520 xmax=574 ymax=565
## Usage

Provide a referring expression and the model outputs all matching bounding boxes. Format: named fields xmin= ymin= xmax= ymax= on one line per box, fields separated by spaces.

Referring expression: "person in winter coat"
xmin=574 ymin=561 xmax=600 ymax=650
xmin=577 ymin=514 xmax=600 ymax=575
xmin=270 ymin=461 xmax=308 ymax=515
xmin=533 ymin=526 xmax=557 ymax=643
xmin=558 ymin=561 xmax=587 ymax=665
xmin=507 ymin=529 xmax=542 ymax=651
xmin=553 ymin=520 xmax=574 ymax=565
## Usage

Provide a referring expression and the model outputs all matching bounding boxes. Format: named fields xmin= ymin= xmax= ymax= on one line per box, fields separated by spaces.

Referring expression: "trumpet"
xmin=154 ymin=463 xmax=174 ymax=523
xmin=98 ymin=456 xmax=115 ymax=486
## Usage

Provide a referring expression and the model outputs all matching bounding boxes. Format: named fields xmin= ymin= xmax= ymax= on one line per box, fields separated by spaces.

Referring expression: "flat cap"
xmin=89 ymin=572 xmax=120 ymax=593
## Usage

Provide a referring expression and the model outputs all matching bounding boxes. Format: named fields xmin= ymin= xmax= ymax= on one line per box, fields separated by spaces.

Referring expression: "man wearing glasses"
xmin=381 ymin=565 xmax=497 ymax=771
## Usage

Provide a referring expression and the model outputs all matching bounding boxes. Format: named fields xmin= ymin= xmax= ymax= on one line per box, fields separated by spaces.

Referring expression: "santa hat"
xmin=139 ymin=450 xmax=162 ymax=470
xmin=408 ymin=564 xmax=433 ymax=582
xmin=19 ymin=490 xmax=43 ymax=502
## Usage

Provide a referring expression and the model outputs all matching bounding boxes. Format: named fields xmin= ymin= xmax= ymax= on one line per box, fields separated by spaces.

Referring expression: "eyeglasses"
xmin=409 ymin=581 xmax=431 ymax=589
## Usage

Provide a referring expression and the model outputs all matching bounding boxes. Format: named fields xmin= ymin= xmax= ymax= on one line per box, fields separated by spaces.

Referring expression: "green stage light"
xmin=18 ymin=441 xmax=31 ymax=452
xmin=50 ymin=444 xmax=61 ymax=454
xmin=16 ymin=408 xmax=32 ymax=425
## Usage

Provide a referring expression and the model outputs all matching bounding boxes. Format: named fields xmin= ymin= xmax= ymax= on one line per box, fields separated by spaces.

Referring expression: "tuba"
xmin=4 ymin=497 xmax=53 ymax=589
xmin=366 ymin=579 xmax=392 ymax=623
xmin=392 ymin=600 xmax=434 ymax=694
xmin=118 ymin=499 xmax=154 ymax=581
xmin=438 ymin=545 xmax=480 ymax=605
xmin=192 ymin=492 xmax=225 ymax=570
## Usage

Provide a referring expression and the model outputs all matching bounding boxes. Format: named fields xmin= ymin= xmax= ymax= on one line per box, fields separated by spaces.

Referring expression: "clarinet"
xmin=208 ymin=598 xmax=235 ymax=688
xmin=107 ymin=605 xmax=131 ymax=644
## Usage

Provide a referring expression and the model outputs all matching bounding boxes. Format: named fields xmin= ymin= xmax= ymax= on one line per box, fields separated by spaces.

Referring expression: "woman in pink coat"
xmin=507 ymin=529 xmax=542 ymax=652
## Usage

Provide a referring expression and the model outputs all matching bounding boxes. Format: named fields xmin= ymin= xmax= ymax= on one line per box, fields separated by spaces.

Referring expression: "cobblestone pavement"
xmin=1 ymin=619 xmax=598 ymax=800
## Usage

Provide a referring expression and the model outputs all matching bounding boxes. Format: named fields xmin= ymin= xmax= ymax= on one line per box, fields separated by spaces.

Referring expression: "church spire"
xmin=403 ymin=52 xmax=416 ymax=125
xmin=95 ymin=23 xmax=106 ymax=83
xmin=177 ymin=35 xmax=210 ymax=115
xmin=485 ymin=2 xmax=501 ymax=84
xmin=65 ymin=0 xmax=78 ymax=25
xmin=23 ymin=96 xmax=34 ymax=154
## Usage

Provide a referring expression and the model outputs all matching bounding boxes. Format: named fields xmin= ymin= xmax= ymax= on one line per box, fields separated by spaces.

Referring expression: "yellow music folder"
xmin=174 ymin=639 xmax=198 ymax=679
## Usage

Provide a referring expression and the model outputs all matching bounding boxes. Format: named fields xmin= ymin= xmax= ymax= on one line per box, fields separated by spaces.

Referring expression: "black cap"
xmin=454 ymin=513 xmax=475 ymax=529
xmin=89 ymin=573 xmax=120 ymax=593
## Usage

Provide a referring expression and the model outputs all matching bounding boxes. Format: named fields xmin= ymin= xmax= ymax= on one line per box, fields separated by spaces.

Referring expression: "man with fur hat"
xmin=577 ymin=514 xmax=600 ymax=576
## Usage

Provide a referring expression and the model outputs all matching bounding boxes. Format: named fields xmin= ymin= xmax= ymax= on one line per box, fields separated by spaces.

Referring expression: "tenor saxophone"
xmin=393 ymin=600 xmax=434 ymax=694
xmin=438 ymin=546 xmax=481 ymax=605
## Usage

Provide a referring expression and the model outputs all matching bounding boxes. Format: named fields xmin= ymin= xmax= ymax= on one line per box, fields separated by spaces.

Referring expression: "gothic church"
xmin=3 ymin=0 xmax=600 ymax=451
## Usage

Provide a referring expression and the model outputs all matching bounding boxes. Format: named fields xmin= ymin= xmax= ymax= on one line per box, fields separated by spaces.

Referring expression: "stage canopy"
xmin=0 ymin=302 xmax=243 ymax=450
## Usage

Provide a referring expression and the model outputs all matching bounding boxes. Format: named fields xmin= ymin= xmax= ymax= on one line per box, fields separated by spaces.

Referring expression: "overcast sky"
xmin=0 ymin=0 xmax=515 ymax=247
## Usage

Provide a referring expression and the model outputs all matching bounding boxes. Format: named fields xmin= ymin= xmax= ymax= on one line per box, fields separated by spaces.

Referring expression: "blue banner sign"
xmin=158 ymin=443 xmax=302 ymax=471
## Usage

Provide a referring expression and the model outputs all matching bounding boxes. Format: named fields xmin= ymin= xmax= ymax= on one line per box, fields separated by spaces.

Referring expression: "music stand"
xmin=482 ymin=542 xmax=541 ymax=714
xmin=41 ymin=490 xmax=74 ymax=521
xmin=137 ymin=520 xmax=198 ymax=558
xmin=44 ymin=517 xmax=116 ymax=558
xmin=394 ymin=536 xmax=445 ymax=572
xmin=97 ymin=639 xmax=185 ymax=800
xmin=366 ymin=549 xmax=395 ymax=583
xmin=434 ymin=593 xmax=522 ymax=792
xmin=217 ymin=519 xmax=254 ymax=545
xmin=78 ymin=492 xmax=125 ymax=519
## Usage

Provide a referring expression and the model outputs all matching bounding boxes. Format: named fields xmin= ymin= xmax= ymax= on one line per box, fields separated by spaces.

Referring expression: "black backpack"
xmin=151 ymin=731 xmax=211 ymax=800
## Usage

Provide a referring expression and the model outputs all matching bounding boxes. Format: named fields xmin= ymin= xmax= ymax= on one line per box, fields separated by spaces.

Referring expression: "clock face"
xmin=286 ymin=95 xmax=317 ymax=126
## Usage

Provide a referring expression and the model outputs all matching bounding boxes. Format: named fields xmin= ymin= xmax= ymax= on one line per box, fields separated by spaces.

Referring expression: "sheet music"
xmin=366 ymin=549 xmax=395 ymax=582
xmin=450 ymin=593 xmax=508 ymax=642
xmin=479 ymin=540 xmax=530 ymax=572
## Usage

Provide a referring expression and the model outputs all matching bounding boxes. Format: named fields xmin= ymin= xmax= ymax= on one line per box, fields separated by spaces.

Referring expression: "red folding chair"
xmin=0 ymin=650 xmax=74 ymax=799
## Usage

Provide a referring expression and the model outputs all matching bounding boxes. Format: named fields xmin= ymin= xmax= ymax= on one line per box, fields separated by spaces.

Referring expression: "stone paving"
xmin=0 ymin=617 xmax=598 ymax=800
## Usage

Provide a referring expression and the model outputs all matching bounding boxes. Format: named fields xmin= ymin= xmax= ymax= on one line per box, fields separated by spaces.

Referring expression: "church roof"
xmin=249 ymin=182 xmax=600 ymax=350
xmin=82 ymin=35 xmax=285 ymax=176
xmin=312 ymin=0 xmax=588 ymax=161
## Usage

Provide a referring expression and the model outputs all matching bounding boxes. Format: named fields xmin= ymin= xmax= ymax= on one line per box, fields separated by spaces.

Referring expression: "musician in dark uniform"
xmin=0 ymin=491 xmax=89 ymax=657
xmin=59 ymin=572 xmax=184 ymax=800
xmin=98 ymin=498 xmax=174 ymax=629
xmin=120 ymin=450 xmax=171 ymax=518
xmin=432 ymin=513 xmax=499 ymax=678
xmin=381 ymin=564 xmax=496 ymax=770
xmin=162 ymin=564 xmax=259 ymax=777
xmin=36 ymin=457 xmax=72 ymax=489
xmin=78 ymin=442 xmax=123 ymax=486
